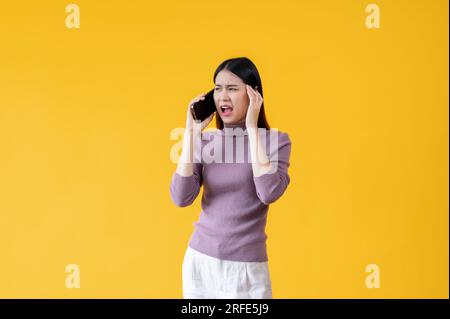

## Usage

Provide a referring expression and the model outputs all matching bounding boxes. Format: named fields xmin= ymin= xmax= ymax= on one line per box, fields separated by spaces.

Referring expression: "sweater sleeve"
xmin=170 ymin=162 xmax=203 ymax=207
xmin=253 ymin=131 xmax=292 ymax=205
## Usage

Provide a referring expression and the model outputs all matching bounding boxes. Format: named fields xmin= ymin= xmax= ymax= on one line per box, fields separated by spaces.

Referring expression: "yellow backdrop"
xmin=0 ymin=0 xmax=448 ymax=298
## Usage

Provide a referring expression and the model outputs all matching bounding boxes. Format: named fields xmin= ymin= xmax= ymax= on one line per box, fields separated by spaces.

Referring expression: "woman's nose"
xmin=218 ymin=90 xmax=230 ymax=100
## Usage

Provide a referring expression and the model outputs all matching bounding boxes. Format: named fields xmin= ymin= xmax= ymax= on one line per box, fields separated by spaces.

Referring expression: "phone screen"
xmin=191 ymin=89 xmax=216 ymax=122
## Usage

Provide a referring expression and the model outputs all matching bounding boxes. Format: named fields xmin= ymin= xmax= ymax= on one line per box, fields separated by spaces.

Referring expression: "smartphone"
xmin=190 ymin=89 xmax=216 ymax=122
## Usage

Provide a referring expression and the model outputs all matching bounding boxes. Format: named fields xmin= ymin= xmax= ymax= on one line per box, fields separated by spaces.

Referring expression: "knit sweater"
xmin=170 ymin=121 xmax=291 ymax=262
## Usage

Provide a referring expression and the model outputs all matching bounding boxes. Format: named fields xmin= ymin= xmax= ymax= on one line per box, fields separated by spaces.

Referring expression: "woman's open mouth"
xmin=220 ymin=105 xmax=233 ymax=116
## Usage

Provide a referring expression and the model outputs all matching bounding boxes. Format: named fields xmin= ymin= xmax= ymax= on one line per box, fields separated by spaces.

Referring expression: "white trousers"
xmin=182 ymin=246 xmax=273 ymax=299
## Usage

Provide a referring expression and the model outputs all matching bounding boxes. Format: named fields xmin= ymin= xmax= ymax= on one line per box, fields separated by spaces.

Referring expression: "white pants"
xmin=182 ymin=246 xmax=273 ymax=299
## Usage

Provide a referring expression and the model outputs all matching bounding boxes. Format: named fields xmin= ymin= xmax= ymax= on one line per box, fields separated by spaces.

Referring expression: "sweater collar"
xmin=220 ymin=121 xmax=248 ymax=136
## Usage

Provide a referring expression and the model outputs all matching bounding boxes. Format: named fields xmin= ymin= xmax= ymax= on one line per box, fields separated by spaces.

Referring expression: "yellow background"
xmin=0 ymin=0 xmax=448 ymax=298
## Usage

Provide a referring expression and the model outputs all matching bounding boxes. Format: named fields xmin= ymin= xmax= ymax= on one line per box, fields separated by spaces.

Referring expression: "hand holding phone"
xmin=185 ymin=90 xmax=216 ymax=131
xmin=190 ymin=89 xmax=216 ymax=122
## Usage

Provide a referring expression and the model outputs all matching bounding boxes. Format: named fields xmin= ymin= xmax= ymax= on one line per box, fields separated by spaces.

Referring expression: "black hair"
xmin=213 ymin=57 xmax=270 ymax=129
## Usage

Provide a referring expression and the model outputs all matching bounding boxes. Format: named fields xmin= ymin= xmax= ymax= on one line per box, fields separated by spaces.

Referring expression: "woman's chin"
xmin=221 ymin=117 xmax=234 ymax=124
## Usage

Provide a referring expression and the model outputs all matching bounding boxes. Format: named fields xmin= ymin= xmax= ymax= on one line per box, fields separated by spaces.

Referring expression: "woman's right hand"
xmin=185 ymin=93 xmax=216 ymax=132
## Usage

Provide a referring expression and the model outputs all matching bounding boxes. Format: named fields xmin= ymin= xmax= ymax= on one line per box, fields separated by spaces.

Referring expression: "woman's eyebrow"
xmin=215 ymin=84 xmax=240 ymax=87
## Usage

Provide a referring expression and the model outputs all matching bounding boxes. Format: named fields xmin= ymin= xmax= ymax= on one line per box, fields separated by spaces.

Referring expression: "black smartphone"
xmin=190 ymin=89 xmax=216 ymax=122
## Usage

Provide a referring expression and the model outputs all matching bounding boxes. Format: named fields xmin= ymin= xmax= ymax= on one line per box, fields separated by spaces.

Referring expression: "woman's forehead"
xmin=215 ymin=70 xmax=244 ymax=85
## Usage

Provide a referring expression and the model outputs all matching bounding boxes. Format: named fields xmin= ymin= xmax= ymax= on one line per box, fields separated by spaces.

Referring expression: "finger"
xmin=246 ymin=85 xmax=255 ymax=98
xmin=248 ymin=86 xmax=258 ymax=99
xmin=192 ymin=96 xmax=205 ymax=104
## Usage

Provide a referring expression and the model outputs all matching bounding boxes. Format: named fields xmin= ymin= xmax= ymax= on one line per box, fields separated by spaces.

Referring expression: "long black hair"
xmin=213 ymin=57 xmax=270 ymax=129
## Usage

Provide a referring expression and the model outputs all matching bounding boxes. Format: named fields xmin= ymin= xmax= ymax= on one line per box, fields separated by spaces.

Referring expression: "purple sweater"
xmin=170 ymin=121 xmax=292 ymax=262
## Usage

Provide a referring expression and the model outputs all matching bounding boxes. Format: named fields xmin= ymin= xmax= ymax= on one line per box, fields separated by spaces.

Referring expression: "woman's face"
xmin=214 ymin=70 xmax=249 ymax=125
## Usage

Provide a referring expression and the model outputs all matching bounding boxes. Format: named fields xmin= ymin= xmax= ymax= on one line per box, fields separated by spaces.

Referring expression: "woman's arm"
xmin=170 ymin=128 xmax=203 ymax=207
xmin=170 ymin=95 xmax=215 ymax=207
xmin=176 ymin=128 xmax=198 ymax=177
xmin=249 ymin=129 xmax=292 ymax=205
xmin=248 ymin=127 xmax=272 ymax=177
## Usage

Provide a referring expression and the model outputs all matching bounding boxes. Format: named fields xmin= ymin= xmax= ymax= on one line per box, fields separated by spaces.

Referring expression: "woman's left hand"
xmin=245 ymin=84 xmax=263 ymax=128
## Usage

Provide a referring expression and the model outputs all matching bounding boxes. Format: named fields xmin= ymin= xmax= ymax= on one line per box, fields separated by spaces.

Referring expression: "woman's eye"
xmin=214 ymin=87 xmax=236 ymax=91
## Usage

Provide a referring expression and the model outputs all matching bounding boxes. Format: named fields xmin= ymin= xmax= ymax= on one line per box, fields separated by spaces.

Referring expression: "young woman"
xmin=170 ymin=57 xmax=292 ymax=299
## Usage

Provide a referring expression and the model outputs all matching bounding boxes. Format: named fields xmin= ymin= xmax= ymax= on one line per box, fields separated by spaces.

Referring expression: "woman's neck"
xmin=221 ymin=121 xmax=248 ymax=136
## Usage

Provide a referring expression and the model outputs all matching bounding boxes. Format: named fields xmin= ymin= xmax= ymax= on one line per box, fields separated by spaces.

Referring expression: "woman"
xmin=170 ymin=57 xmax=292 ymax=299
